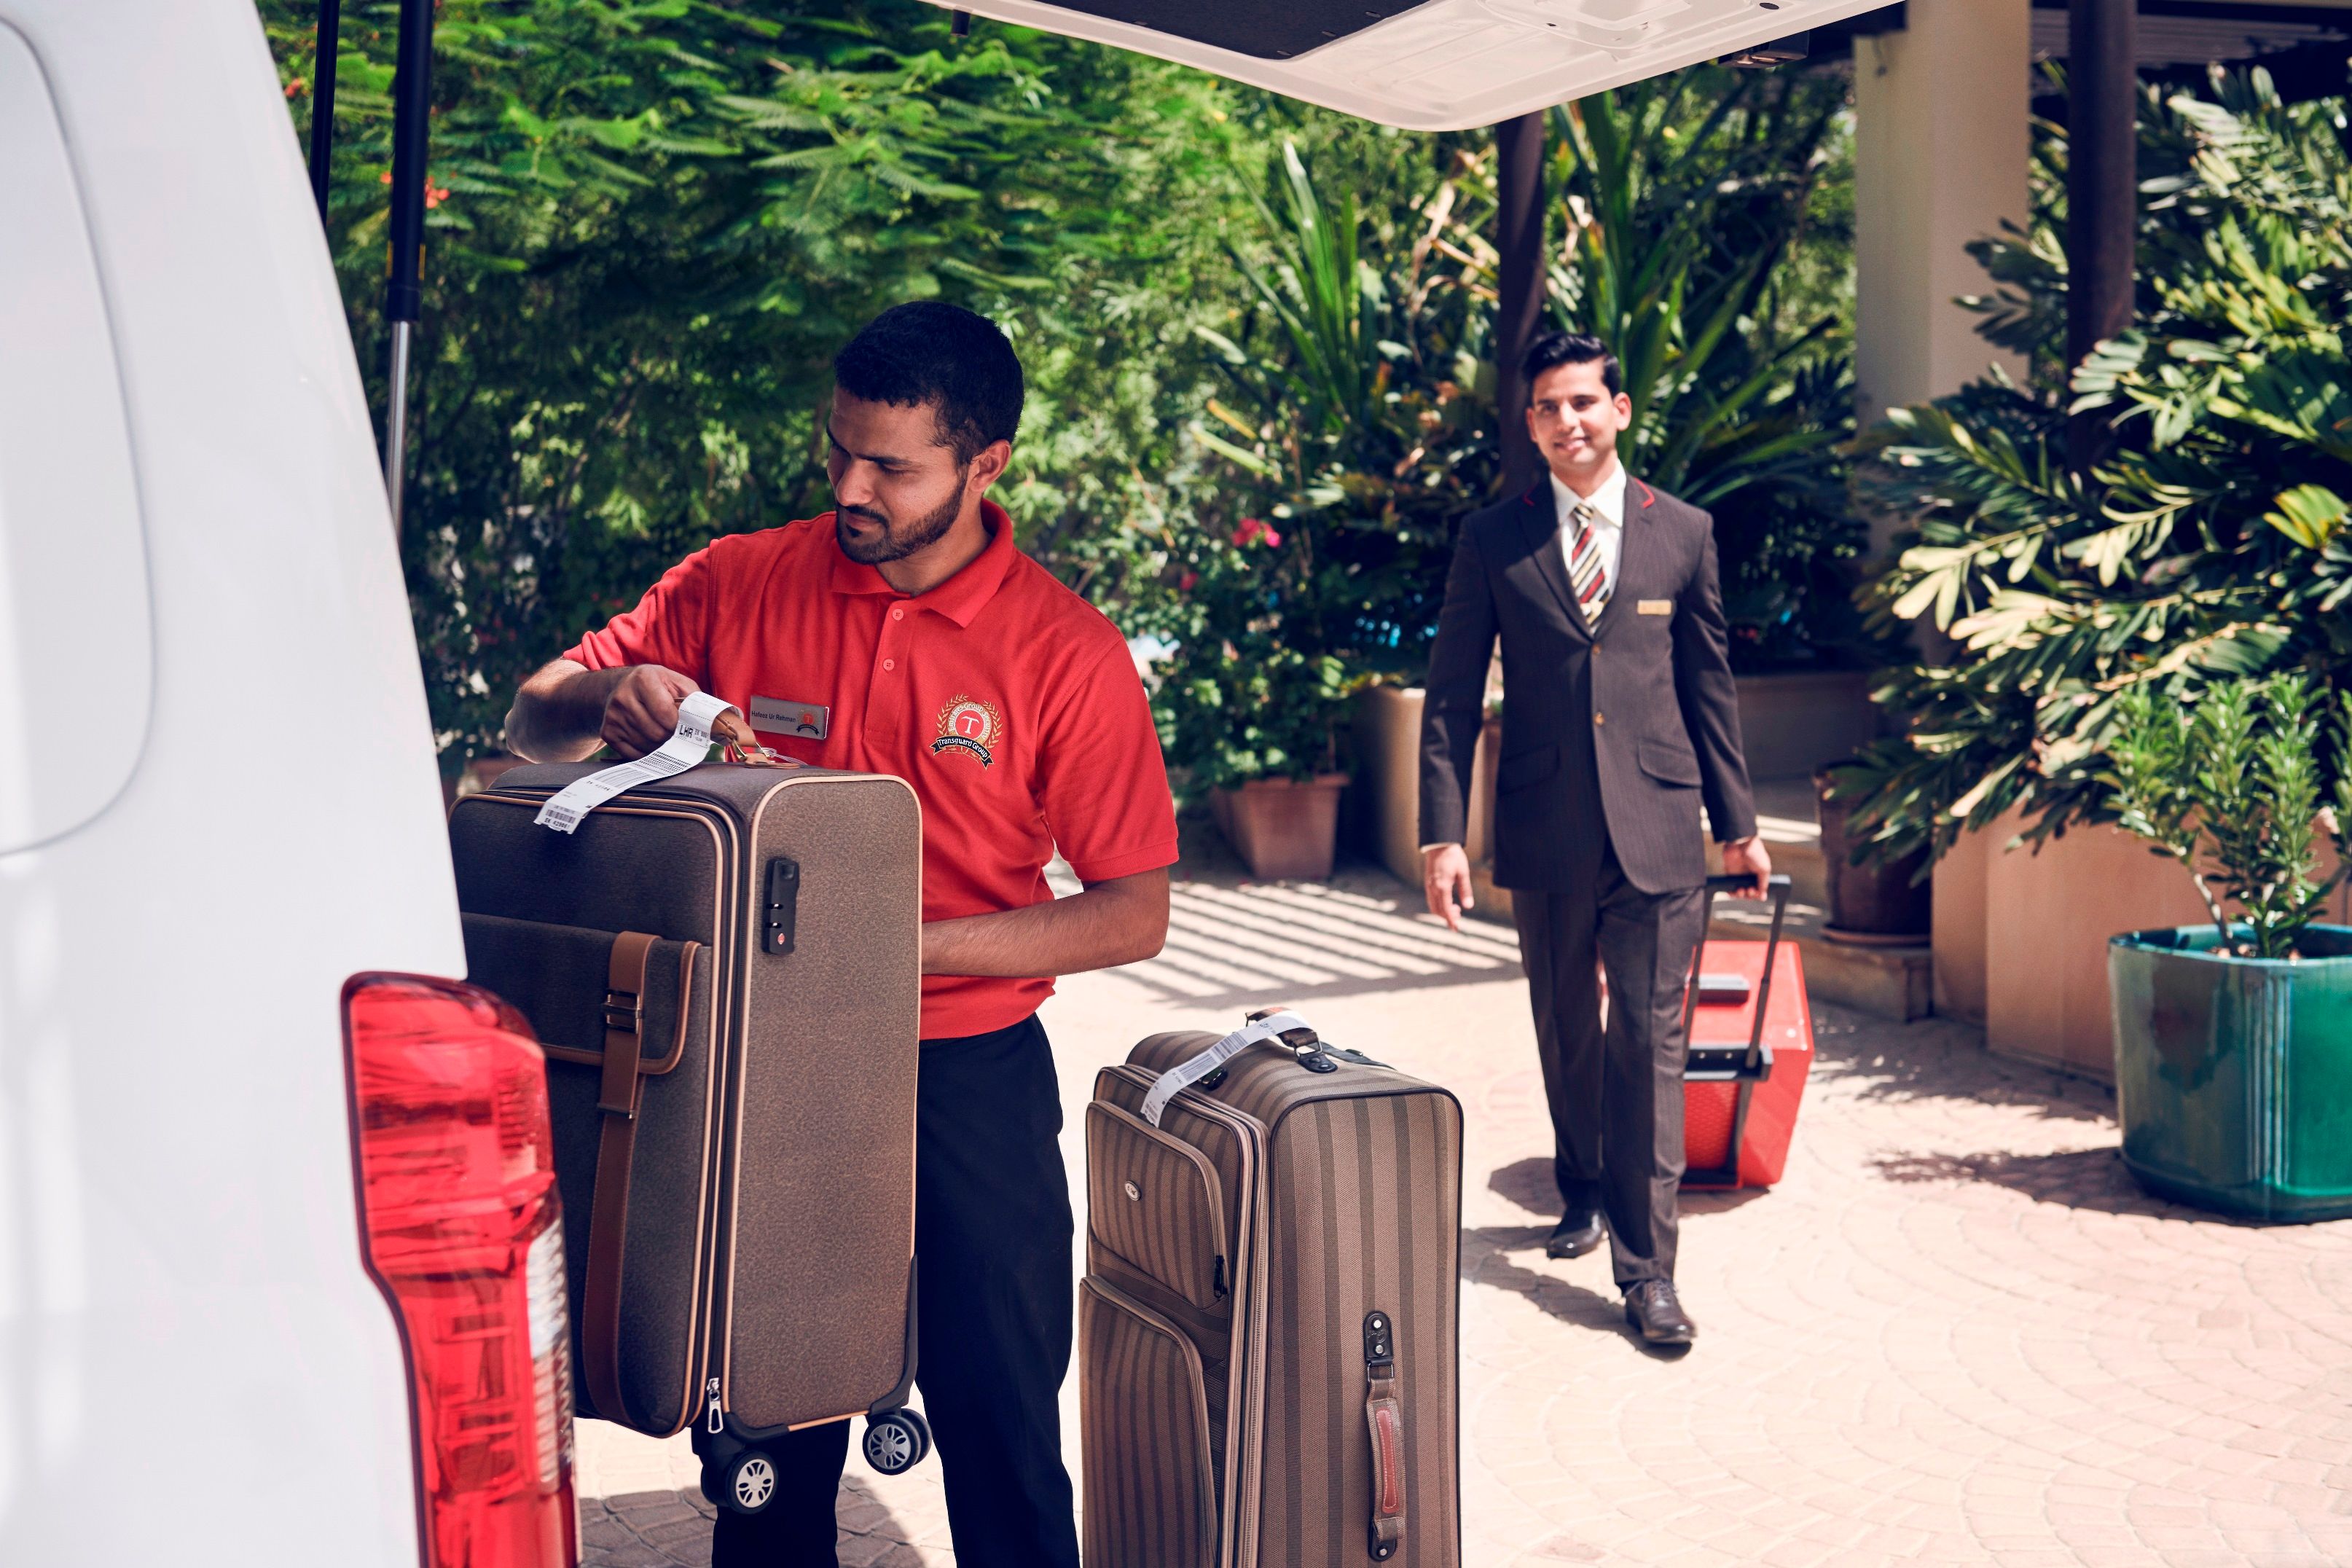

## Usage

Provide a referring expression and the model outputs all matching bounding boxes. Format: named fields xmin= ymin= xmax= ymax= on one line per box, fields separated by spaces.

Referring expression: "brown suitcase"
xmin=1082 ymin=1010 xmax=1463 ymax=1567
xmin=447 ymin=760 xmax=930 ymax=1512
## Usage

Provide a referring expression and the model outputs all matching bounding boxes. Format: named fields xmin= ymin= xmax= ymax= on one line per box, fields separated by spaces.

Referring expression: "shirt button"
xmin=1594 ymin=713 xmax=1607 ymax=725
xmin=883 ymin=659 xmax=896 ymax=672
xmin=891 ymin=606 xmax=904 ymax=621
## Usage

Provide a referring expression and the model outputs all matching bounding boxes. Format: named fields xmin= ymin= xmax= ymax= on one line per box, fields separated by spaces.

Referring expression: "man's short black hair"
xmin=1521 ymin=331 xmax=1623 ymax=397
xmin=833 ymin=302 xmax=1024 ymax=465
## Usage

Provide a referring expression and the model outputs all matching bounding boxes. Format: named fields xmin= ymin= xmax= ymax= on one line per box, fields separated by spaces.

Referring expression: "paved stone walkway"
xmin=579 ymin=848 xmax=2352 ymax=1568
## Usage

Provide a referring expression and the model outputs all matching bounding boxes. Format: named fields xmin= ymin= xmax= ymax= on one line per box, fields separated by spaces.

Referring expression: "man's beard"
xmin=835 ymin=480 xmax=965 ymax=565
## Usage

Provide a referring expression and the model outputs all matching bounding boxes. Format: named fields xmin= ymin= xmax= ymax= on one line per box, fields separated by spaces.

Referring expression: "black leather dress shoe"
xmin=1624 ymin=1280 xmax=1696 ymax=1345
xmin=1545 ymin=1211 xmax=1605 ymax=1260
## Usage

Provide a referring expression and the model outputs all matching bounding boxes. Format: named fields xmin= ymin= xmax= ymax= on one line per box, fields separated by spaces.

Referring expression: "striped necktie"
xmin=1567 ymin=500 xmax=1612 ymax=619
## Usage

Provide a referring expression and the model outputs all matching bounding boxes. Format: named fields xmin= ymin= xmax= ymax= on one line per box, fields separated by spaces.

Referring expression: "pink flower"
xmin=1177 ymin=571 xmax=1199 ymax=591
xmin=1232 ymin=517 xmax=1282 ymax=549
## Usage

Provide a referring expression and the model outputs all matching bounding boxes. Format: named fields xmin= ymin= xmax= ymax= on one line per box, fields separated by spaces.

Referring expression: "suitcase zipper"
xmin=707 ymin=1376 xmax=724 ymax=1434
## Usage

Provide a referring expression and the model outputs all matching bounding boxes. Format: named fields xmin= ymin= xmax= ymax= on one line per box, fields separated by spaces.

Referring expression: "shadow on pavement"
xmin=580 ymin=1478 xmax=929 ymax=1568
xmin=1459 ymin=1226 xmax=1627 ymax=1338
xmin=1109 ymin=839 xmax=1528 ymax=1013
xmin=1867 ymin=1144 xmax=2267 ymax=1223
xmin=1808 ymin=1003 xmax=2116 ymax=1125
xmin=1489 ymin=1152 xmax=1772 ymax=1224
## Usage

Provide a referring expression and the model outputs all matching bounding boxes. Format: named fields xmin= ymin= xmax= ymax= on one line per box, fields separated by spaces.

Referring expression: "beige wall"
xmin=1854 ymin=0 xmax=2033 ymax=557
xmin=1932 ymin=826 xmax=1991 ymax=1024
xmin=1951 ymin=817 xmax=2352 ymax=1081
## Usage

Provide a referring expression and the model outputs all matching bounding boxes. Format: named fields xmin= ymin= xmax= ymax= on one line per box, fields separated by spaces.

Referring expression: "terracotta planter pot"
xmin=1210 ymin=774 xmax=1349 ymax=882
xmin=1816 ymin=768 xmax=1931 ymax=944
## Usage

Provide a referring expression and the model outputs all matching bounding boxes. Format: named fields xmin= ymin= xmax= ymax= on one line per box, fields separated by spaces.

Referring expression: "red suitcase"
xmin=1681 ymin=875 xmax=1814 ymax=1190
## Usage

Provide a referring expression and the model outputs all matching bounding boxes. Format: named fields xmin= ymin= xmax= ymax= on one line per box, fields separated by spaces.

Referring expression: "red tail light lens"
xmin=344 ymin=973 xmax=579 ymax=1568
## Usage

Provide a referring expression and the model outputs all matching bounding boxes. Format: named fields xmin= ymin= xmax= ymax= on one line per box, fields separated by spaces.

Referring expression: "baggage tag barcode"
xmin=536 ymin=691 xmax=737 ymax=834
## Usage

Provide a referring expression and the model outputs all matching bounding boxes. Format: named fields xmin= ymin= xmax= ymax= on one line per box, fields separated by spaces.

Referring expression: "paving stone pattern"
xmin=579 ymin=851 xmax=2352 ymax=1568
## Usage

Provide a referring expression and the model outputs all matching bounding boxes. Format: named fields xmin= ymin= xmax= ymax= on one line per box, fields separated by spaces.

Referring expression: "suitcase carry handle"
xmin=1364 ymin=1309 xmax=1406 ymax=1561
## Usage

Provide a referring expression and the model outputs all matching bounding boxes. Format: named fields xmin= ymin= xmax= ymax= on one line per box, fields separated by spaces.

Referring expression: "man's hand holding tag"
xmin=603 ymin=665 xmax=702 ymax=759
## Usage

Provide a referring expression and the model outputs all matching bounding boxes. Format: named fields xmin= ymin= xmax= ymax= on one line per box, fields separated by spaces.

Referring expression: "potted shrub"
xmin=2102 ymin=676 xmax=2352 ymax=1220
xmin=1153 ymin=517 xmax=1354 ymax=880
xmin=1816 ymin=764 xmax=1931 ymax=944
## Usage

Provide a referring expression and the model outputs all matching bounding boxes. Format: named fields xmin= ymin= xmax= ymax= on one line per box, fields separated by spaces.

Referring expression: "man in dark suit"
xmin=1419 ymin=332 xmax=1768 ymax=1346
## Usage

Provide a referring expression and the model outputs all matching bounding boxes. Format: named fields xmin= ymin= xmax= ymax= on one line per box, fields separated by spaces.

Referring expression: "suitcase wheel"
xmin=702 ymin=1446 xmax=780 ymax=1515
xmin=862 ymin=1408 xmax=933 ymax=1475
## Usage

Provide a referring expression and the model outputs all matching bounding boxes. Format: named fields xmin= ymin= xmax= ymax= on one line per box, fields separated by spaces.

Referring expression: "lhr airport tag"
xmin=536 ymin=691 xmax=735 ymax=834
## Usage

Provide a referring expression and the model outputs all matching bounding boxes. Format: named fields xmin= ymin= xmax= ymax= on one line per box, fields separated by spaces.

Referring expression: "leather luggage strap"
xmin=1364 ymin=1309 xmax=1406 ymax=1561
xmin=581 ymin=930 xmax=659 ymax=1430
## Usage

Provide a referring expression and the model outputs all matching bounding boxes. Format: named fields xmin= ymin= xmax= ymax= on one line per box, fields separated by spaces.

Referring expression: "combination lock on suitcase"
xmin=1081 ymin=1008 xmax=1464 ymax=1567
xmin=449 ymin=760 xmax=933 ymax=1515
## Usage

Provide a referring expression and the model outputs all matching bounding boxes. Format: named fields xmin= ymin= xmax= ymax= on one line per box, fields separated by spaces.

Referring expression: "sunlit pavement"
xmin=580 ymin=833 xmax=2352 ymax=1567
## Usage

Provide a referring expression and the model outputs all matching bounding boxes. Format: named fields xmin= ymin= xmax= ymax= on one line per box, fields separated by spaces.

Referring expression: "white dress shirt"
xmin=1552 ymin=460 xmax=1627 ymax=595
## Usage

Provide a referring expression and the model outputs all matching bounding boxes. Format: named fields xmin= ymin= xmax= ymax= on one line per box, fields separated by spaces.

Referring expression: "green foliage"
xmin=2104 ymin=677 xmax=2352 ymax=957
xmin=1545 ymin=67 xmax=1870 ymax=667
xmin=259 ymin=0 xmax=1254 ymax=761
xmin=1150 ymin=66 xmax=1872 ymax=786
xmin=1837 ymin=68 xmax=2352 ymax=866
xmin=1142 ymin=136 xmax=1497 ymax=789
xmin=1149 ymin=517 xmax=1353 ymax=791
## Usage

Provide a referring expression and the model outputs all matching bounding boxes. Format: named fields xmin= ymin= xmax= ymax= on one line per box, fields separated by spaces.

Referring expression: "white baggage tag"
xmin=535 ymin=691 xmax=737 ymax=834
xmin=1140 ymin=1010 xmax=1315 ymax=1128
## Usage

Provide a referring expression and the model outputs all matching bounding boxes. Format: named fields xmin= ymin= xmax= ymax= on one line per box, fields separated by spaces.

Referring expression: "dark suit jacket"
xmin=1418 ymin=474 xmax=1757 ymax=895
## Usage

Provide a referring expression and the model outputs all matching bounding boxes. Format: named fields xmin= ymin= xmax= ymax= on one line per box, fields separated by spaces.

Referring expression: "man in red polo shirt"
xmin=506 ymin=302 xmax=1175 ymax=1568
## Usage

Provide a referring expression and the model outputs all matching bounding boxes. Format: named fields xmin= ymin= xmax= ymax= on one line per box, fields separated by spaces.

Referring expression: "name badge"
xmin=750 ymin=695 xmax=830 ymax=740
xmin=1636 ymin=599 xmax=1673 ymax=616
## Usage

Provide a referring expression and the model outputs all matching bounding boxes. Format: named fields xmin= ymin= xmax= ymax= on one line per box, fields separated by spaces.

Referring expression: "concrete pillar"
xmin=1853 ymin=0 xmax=2033 ymax=511
xmin=1854 ymin=0 xmax=2031 ymax=1025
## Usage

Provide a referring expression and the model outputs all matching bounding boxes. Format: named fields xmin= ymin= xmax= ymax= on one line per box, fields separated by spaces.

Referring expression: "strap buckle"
xmin=603 ymin=988 xmax=644 ymax=1035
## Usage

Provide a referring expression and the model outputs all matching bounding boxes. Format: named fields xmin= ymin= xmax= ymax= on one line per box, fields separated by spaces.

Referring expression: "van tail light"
xmin=344 ymin=973 xmax=579 ymax=1568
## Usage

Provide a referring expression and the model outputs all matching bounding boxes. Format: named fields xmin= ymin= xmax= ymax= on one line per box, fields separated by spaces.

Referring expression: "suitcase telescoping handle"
xmin=1682 ymin=872 xmax=1792 ymax=1080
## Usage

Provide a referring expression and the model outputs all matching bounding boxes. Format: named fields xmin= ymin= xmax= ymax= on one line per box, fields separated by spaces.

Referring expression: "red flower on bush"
xmin=1232 ymin=517 xmax=1282 ymax=549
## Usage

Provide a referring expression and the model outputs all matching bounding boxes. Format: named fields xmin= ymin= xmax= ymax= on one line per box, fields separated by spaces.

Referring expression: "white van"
xmin=1 ymin=4 xmax=569 ymax=1564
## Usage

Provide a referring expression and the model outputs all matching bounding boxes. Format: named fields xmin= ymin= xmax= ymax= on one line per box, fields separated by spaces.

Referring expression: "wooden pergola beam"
xmin=1494 ymin=111 xmax=1547 ymax=497
xmin=2067 ymin=0 xmax=2138 ymax=477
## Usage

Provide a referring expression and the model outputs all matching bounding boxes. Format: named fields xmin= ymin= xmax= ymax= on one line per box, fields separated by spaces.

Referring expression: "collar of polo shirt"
xmin=828 ymin=498 xmax=1020 ymax=628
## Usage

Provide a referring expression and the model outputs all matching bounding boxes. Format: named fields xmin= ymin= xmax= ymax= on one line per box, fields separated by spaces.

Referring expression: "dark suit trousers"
xmin=711 ymin=1014 xmax=1081 ymax=1568
xmin=1513 ymin=844 xmax=1704 ymax=1288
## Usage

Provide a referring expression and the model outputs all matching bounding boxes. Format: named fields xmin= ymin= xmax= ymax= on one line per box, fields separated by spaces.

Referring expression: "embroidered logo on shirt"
xmin=749 ymin=695 xmax=830 ymax=740
xmin=931 ymin=695 xmax=1004 ymax=768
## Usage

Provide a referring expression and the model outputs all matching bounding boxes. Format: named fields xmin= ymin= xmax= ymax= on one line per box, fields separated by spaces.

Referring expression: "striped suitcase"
xmin=447 ymin=760 xmax=932 ymax=1511
xmin=1081 ymin=1011 xmax=1462 ymax=1568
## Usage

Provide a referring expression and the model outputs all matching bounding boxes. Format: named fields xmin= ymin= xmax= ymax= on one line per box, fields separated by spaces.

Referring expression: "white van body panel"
xmin=0 ymin=2 xmax=458 ymax=1561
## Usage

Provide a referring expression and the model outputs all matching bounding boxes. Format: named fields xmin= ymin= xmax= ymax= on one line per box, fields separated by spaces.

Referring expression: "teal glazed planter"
xmin=2109 ymin=925 xmax=2352 ymax=1221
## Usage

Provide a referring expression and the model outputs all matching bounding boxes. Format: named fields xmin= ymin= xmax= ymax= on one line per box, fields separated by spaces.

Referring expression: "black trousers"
xmin=1512 ymin=844 xmax=1705 ymax=1289
xmin=711 ymin=1013 xmax=1081 ymax=1568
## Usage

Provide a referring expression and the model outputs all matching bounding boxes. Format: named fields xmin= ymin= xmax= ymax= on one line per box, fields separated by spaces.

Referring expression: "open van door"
xmin=922 ymin=0 xmax=1899 ymax=129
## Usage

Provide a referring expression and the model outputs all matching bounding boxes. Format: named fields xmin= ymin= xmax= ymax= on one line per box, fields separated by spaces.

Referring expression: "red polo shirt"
xmin=561 ymin=502 xmax=1178 ymax=1039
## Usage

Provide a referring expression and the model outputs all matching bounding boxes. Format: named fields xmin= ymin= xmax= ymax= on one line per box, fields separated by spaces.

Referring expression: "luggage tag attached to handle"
xmin=536 ymin=693 xmax=795 ymax=834
xmin=1140 ymin=1007 xmax=1387 ymax=1127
